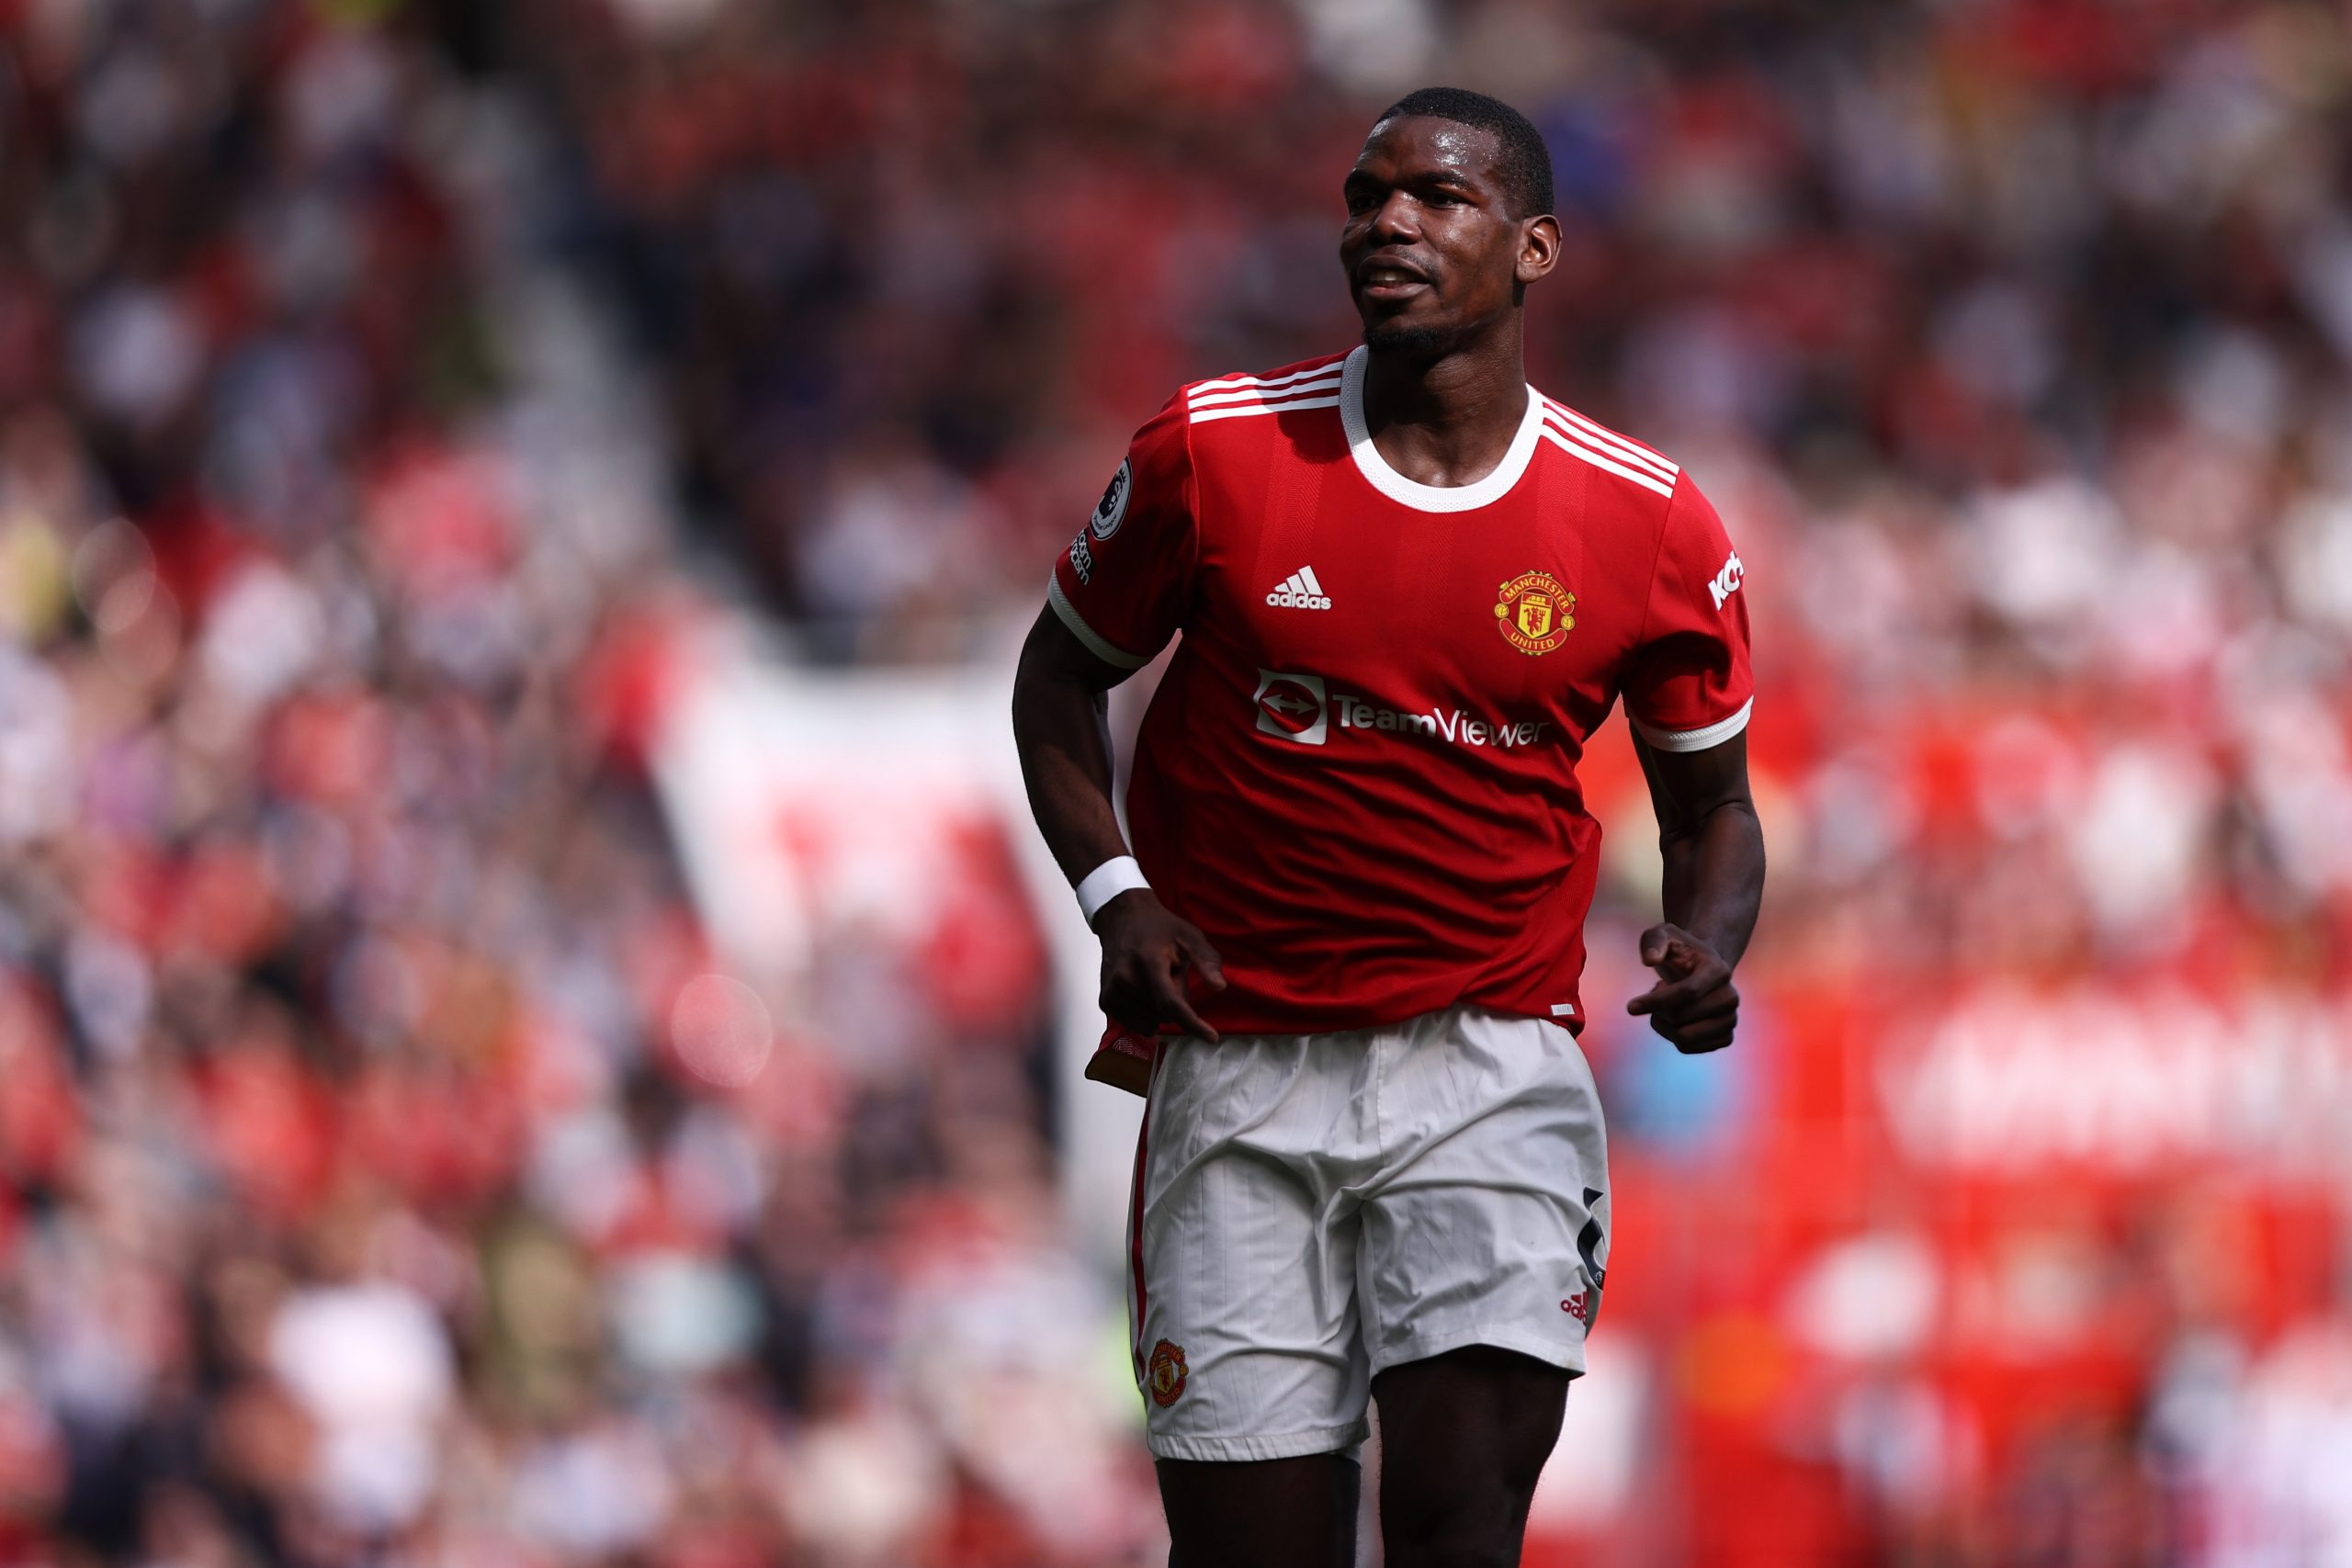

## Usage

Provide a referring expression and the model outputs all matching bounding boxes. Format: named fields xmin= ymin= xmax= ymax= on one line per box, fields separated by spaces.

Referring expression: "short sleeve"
xmin=1046 ymin=392 xmax=1196 ymax=671
xmin=1623 ymin=476 xmax=1753 ymax=751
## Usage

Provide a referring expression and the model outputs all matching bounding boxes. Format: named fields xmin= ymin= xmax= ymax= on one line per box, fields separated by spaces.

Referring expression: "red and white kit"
xmin=1055 ymin=345 xmax=1751 ymax=1037
xmin=1051 ymin=344 xmax=1752 ymax=1458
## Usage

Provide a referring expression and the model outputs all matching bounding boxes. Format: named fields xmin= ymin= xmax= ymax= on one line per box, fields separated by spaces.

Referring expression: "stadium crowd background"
xmin=4 ymin=0 xmax=2352 ymax=1562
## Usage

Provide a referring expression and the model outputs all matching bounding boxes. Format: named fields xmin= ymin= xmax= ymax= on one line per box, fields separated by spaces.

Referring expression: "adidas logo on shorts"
xmin=1266 ymin=565 xmax=1332 ymax=610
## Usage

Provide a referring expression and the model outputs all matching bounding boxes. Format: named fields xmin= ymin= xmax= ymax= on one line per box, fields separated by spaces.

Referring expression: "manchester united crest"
xmin=1495 ymin=570 xmax=1575 ymax=656
xmin=1146 ymin=1339 xmax=1188 ymax=1407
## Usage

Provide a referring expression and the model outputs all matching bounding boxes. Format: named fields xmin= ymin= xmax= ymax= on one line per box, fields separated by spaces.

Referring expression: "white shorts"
xmin=1126 ymin=1006 xmax=1611 ymax=1463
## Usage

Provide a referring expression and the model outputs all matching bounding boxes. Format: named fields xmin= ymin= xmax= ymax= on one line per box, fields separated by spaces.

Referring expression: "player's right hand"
xmin=1095 ymin=891 xmax=1227 ymax=1043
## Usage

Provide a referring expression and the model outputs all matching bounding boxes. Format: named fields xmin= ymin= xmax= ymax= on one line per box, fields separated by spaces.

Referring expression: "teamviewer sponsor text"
xmin=1333 ymin=693 xmax=1551 ymax=748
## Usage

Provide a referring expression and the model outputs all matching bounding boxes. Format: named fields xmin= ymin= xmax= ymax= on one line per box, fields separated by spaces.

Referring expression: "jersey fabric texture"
xmin=1050 ymin=344 xmax=1753 ymax=1040
xmin=1128 ymin=1008 xmax=1610 ymax=1461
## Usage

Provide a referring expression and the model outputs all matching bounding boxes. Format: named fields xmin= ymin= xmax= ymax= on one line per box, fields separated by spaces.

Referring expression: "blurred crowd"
xmin=5 ymin=0 xmax=2352 ymax=1563
xmin=0 ymin=1 xmax=1144 ymax=1564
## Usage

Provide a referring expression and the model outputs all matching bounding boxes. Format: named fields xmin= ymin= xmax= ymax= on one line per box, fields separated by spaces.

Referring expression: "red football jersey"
xmin=1050 ymin=345 xmax=1752 ymax=1040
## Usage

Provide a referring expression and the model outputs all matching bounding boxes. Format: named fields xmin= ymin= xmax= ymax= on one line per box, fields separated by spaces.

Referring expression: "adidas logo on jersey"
xmin=1266 ymin=565 xmax=1332 ymax=610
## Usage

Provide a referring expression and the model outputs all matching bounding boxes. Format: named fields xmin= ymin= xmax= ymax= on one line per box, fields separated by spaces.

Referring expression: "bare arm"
xmin=1011 ymin=606 xmax=1226 ymax=1041
xmin=1624 ymin=729 xmax=1766 ymax=1053
xmin=1010 ymin=604 xmax=1131 ymax=885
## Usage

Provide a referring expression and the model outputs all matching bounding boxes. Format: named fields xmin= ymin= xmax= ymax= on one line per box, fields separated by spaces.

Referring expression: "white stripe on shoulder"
xmin=1187 ymin=372 xmax=1342 ymax=411
xmin=1540 ymin=400 xmax=1677 ymax=479
xmin=1632 ymin=697 xmax=1753 ymax=753
xmin=1189 ymin=394 xmax=1340 ymax=425
xmin=1046 ymin=570 xmax=1148 ymax=670
xmin=1188 ymin=361 xmax=1351 ymax=397
xmin=1539 ymin=427 xmax=1676 ymax=497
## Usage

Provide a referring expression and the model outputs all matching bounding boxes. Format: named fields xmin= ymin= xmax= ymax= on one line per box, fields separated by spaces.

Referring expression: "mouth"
xmin=1354 ymin=259 xmax=1431 ymax=302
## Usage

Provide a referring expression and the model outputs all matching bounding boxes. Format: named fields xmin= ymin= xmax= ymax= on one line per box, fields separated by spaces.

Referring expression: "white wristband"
xmin=1076 ymin=855 xmax=1150 ymax=926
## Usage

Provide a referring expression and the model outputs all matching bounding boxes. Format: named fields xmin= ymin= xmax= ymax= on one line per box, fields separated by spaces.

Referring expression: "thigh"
xmin=1133 ymin=1036 xmax=1374 ymax=1464
xmin=1373 ymin=1346 xmax=1569 ymax=1568
xmin=1157 ymin=1452 xmax=1360 ymax=1568
xmin=1358 ymin=1013 xmax=1611 ymax=1380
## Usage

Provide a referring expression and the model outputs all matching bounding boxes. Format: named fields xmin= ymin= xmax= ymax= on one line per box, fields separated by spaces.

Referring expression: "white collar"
xmin=1340 ymin=344 xmax=1544 ymax=513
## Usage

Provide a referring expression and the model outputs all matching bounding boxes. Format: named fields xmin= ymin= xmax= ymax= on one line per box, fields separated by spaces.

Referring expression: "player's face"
xmin=1340 ymin=117 xmax=1550 ymax=356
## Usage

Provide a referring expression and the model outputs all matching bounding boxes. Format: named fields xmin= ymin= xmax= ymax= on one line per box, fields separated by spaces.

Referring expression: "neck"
xmin=1358 ymin=323 xmax=1528 ymax=489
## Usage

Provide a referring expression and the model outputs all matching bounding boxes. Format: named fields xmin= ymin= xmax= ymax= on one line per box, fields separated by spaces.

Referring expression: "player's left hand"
xmin=1626 ymin=923 xmax=1737 ymax=1053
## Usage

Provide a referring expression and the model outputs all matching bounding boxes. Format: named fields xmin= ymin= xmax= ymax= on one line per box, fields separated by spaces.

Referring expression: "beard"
xmin=1361 ymin=312 xmax=1466 ymax=359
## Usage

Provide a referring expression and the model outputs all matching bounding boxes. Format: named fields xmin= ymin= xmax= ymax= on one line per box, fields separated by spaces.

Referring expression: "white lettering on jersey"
xmin=1246 ymin=674 xmax=1554 ymax=751
xmin=1317 ymin=691 xmax=1552 ymax=751
xmin=1708 ymin=550 xmax=1745 ymax=611
xmin=1339 ymin=694 xmax=1548 ymax=748
xmin=1264 ymin=565 xmax=1332 ymax=610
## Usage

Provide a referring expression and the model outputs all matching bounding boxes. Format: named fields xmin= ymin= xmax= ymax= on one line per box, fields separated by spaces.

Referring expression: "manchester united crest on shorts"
xmin=1495 ymin=570 xmax=1575 ymax=655
xmin=1146 ymin=1339 xmax=1188 ymax=1407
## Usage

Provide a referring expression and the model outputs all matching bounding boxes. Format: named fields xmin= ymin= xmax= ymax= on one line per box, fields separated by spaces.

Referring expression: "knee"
xmin=1382 ymin=1474 xmax=1536 ymax=1568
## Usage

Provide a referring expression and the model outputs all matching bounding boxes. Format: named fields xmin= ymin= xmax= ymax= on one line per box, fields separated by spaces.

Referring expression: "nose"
xmin=1368 ymin=188 xmax=1419 ymax=245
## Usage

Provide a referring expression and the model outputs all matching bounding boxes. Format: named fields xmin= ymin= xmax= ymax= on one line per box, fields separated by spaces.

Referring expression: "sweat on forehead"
xmin=1366 ymin=117 xmax=1495 ymax=165
xmin=1365 ymin=86 xmax=1555 ymax=220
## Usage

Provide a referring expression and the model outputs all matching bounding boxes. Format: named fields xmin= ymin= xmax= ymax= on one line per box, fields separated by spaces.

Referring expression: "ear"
xmin=1515 ymin=213 xmax=1562 ymax=287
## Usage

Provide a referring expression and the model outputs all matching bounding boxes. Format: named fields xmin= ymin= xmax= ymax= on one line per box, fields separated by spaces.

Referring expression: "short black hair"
xmin=1373 ymin=87 xmax=1554 ymax=220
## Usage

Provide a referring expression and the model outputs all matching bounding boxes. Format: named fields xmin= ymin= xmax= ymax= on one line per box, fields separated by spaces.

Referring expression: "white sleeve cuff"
xmin=1631 ymin=696 xmax=1752 ymax=753
xmin=1046 ymin=572 xmax=1149 ymax=671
